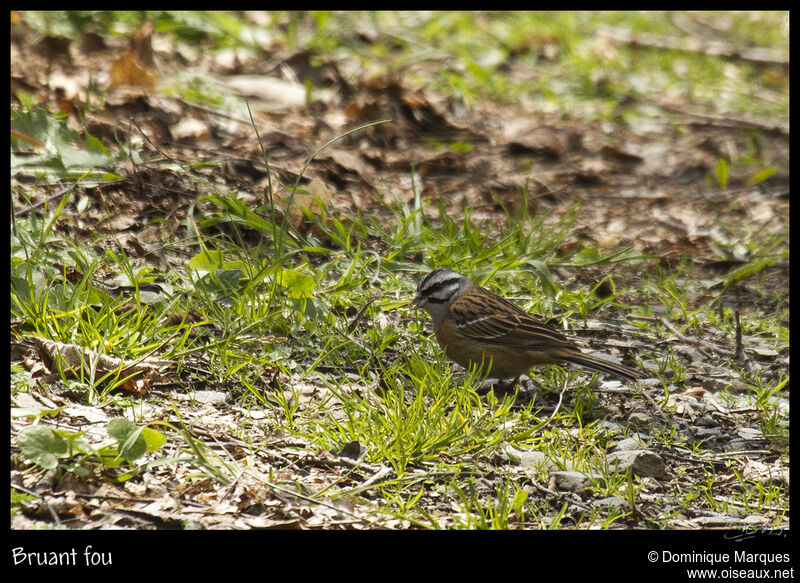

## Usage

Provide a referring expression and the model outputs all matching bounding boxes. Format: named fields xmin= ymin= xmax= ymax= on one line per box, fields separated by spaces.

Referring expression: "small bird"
xmin=412 ymin=268 xmax=643 ymax=384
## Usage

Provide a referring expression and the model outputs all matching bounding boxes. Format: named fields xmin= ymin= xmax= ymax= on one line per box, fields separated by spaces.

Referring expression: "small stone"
xmin=504 ymin=447 xmax=549 ymax=470
xmin=189 ymin=390 xmax=231 ymax=404
xmin=335 ymin=440 xmax=366 ymax=461
xmin=593 ymin=496 xmax=631 ymax=512
xmin=627 ymin=411 xmax=653 ymax=428
xmin=737 ymin=427 xmax=764 ymax=440
xmin=696 ymin=413 xmax=717 ymax=427
xmin=595 ymin=419 xmax=625 ymax=435
xmin=613 ymin=437 xmax=645 ymax=452
xmin=605 ymin=449 xmax=667 ymax=479
xmin=726 ymin=438 xmax=748 ymax=451
xmin=694 ymin=427 xmax=722 ymax=440
xmin=551 ymin=470 xmax=594 ymax=492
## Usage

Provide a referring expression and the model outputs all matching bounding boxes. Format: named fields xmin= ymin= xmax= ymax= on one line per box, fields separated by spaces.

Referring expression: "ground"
xmin=11 ymin=12 xmax=789 ymax=534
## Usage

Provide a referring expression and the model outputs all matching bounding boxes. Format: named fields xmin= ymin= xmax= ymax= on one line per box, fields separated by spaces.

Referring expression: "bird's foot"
xmin=477 ymin=376 xmax=539 ymax=403
xmin=477 ymin=377 xmax=507 ymax=395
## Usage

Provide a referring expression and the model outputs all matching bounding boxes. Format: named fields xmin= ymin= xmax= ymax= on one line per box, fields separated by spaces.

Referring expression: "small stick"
xmin=658 ymin=317 xmax=730 ymax=357
xmin=734 ymin=310 xmax=746 ymax=361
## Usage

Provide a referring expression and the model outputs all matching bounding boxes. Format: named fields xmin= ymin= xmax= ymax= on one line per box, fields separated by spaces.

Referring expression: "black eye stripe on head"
xmin=424 ymin=295 xmax=450 ymax=304
xmin=419 ymin=269 xmax=449 ymax=287
xmin=421 ymin=277 xmax=462 ymax=297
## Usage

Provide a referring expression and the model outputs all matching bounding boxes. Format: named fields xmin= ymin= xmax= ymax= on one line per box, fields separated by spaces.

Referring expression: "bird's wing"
xmin=447 ymin=287 xmax=574 ymax=348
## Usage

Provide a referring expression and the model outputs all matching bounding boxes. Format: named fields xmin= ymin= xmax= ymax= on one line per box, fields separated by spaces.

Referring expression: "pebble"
xmin=627 ymin=411 xmax=653 ymax=428
xmin=593 ymin=496 xmax=631 ymax=512
xmin=694 ymin=427 xmax=723 ymax=440
xmin=551 ymin=470 xmax=595 ymax=492
xmin=613 ymin=436 xmax=649 ymax=451
xmin=606 ymin=449 xmax=667 ymax=479
xmin=737 ymin=427 xmax=764 ymax=440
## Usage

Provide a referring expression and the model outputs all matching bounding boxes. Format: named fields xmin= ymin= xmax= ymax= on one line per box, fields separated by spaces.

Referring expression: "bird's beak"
xmin=411 ymin=295 xmax=423 ymax=308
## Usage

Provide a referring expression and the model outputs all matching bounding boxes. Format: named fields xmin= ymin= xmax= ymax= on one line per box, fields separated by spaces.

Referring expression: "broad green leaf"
xmin=107 ymin=417 xmax=164 ymax=461
xmin=142 ymin=427 xmax=167 ymax=452
xmin=17 ymin=425 xmax=69 ymax=469
xmin=119 ymin=427 xmax=147 ymax=461
xmin=715 ymin=158 xmax=729 ymax=189
xmin=108 ymin=417 xmax=137 ymax=440
xmin=278 ymin=268 xmax=315 ymax=299
xmin=746 ymin=166 xmax=777 ymax=187
xmin=187 ymin=250 xmax=225 ymax=273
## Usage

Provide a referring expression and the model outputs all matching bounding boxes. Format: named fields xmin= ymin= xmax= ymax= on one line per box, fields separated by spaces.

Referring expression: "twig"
xmin=715 ymin=450 xmax=773 ymax=458
xmin=711 ymin=494 xmax=787 ymax=514
xmin=129 ymin=117 xmax=182 ymax=168
xmin=734 ymin=310 xmax=746 ymax=361
xmin=657 ymin=316 xmax=731 ymax=357
xmin=516 ymin=376 xmax=570 ymax=431
xmin=644 ymin=99 xmax=789 ymax=136
xmin=359 ymin=464 xmax=394 ymax=489
xmin=14 ymin=184 xmax=75 ymax=217
xmin=528 ymin=479 xmax=592 ymax=513
xmin=543 ymin=378 xmax=569 ymax=428
xmin=245 ymin=470 xmax=385 ymax=527
xmin=181 ymin=98 xmax=295 ymax=139
xmin=596 ymin=24 xmax=788 ymax=67
xmin=659 ymin=448 xmax=774 ymax=467
xmin=11 ymin=483 xmax=62 ymax=526
xmin=638 ymin=388 xmax=673 ymax=422
xmin=347 ymin=297 xmax=377 ymax=333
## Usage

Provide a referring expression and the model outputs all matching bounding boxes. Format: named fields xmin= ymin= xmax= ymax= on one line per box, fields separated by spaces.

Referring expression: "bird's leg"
xmin=517 ymin=375 xmax=539 ymax=394
xmin=477 ymin=377 xmax=503 ymax=395
xmin=507 ymin=376 xmax=521 ymax=393
xmin=477 ymin=375 xmax=541 ymax=399
xmin=478 ymin=376 xmax=520 ymax=396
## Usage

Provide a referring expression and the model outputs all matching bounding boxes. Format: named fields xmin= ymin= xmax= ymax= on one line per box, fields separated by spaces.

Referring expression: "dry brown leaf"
xmin=348 ymin=76 xmax=484 ymax=143
xmin=678 ymin=388 xmax=710 ymax=400
xmin=132 ymin=21 xmax=156 ymax=68
xmin=218 ymin=75 xmax=309 ymax=111
xmin=109 ymin=214 xmax=139 ymax=231
xmin=599 ymin=143 xmax=643 ymax=165
xmin=275 ymin=177 xmax=333 ymax=237
xmin=504 ymin=121 xmax=580 ymax=157
xmin=29 ymin=336 xmax=169 ymax=393
xmin=742 ymin=458 xmax=789 ymax=487
xmin=172 ymin=117 xmax=210 ymax=141
xmin=110 ymin=51 xmax=156 ymax=90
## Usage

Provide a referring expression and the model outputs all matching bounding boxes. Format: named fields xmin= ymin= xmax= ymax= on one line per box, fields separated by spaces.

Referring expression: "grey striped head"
xmin=412 ymin=268 xmax=472 ymax=324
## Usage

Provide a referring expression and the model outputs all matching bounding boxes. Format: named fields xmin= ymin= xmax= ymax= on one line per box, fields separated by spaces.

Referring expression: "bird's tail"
xmin=561 ymin=352 xmax=643 ymax=382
